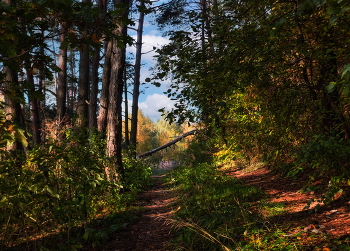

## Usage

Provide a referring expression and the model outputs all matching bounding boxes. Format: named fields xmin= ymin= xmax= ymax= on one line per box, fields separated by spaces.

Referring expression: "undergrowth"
xmin=166 ymin=138 xmax=350 ymax=250
xmin=0 ymin=128 xmax=152 ymax=250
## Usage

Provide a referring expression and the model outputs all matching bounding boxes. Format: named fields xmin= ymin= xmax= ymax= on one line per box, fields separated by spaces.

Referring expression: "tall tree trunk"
xmin=27 ymin=71 xmax=41 ymax=145
xmin=39 ymin=39 xmax=46 ymax=144
xmin=200 ymin=0 xmax=206 ymax=53
xmin=106 ymin=0 xmax=129 ymax=179
xmin=89 ymin=0 xmax=104 ymax=136
xmin=106 ymin=37 xmax=125 ymax=179
xmin=130 ymin=0 xmax=145 ymax=153
xmin=98 ymin=40 xmax=113 ymax=135
xmin=124 ymin=68 xmax=129 ymax=146
xmin=77 ymin=1 xmax=90 ymax=130
xmin=77 ymin=45 xmax=89 ymax=129
xmin=57 ymin=23 xmax=68 ymax=135
xmin=89 ymin=45 xmax=99 ymax=135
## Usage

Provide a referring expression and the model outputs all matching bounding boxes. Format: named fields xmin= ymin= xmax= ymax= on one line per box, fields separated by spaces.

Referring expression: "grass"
xmin=165 ymin=162 xmax=350 ymax=251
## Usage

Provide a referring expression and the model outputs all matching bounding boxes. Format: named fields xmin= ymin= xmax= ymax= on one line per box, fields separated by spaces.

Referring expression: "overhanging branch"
xmin=137 ymin=129 xmax=198 ymax=158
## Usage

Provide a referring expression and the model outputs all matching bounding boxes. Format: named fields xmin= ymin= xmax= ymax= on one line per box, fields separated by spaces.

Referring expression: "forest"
xmin=1 ymin=0 xmax=350 ymax=250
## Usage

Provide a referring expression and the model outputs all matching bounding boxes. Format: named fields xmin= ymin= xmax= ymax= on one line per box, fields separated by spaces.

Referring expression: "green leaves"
xmin=327 ymin=64 xmax=350 ymax=96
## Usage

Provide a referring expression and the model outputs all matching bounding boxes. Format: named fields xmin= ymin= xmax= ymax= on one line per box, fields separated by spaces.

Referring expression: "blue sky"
xmin=126 ymin=11 xmax=175 ymax=121
xmin=44 ymin=7 xmax=174 ymax=122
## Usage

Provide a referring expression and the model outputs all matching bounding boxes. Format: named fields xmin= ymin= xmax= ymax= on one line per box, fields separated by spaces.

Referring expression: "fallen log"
xmin=137 ymin=129 xmax=198 ymax=158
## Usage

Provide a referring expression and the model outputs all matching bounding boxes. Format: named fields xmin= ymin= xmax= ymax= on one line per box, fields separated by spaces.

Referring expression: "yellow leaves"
xmin=249 ymin=235 xmax=262 ymax=246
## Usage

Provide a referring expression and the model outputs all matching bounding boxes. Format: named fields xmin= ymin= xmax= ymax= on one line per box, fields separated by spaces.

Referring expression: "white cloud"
xmin=139 ymin=93 xmax=175 ymax=120
xmin=123 ymin=94 xmax=176 ymax=121
xmin=129 ymin=34 xmax=169 ymax=64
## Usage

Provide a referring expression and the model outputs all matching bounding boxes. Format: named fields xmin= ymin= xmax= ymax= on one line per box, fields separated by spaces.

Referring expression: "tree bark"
xmin=57 ymin=23 xmax=68 ymax=134
xmin=77 ymin=1 xmax=90 ymax=130
xmin=89 ymin=45 xmax=99 ymax=135
xmin=98 ymin=40 xmax=113 ymax=135
xmin=89 ymin=0 xmax=104 ymax=136
xmin=130 ymin=0 xmax=145 ymax=152
xmin=124 ymin=68 xmax=129 ymax=146
xmin=39 ymin=36 xmax=46 ymax=143
xmin=106 ymin=36 xmax=125 ymax=178
xmin=27 ymin=71 xmax=41 ymax=145
xmin=106 ymin=0 xmax=129 ymax=179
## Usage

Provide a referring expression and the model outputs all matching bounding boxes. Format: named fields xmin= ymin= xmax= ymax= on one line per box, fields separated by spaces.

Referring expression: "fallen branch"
xmin=137 ymin=129 xmax=198 ymax=158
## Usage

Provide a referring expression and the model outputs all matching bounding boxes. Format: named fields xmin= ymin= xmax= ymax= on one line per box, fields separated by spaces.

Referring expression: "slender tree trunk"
xmin=130 ymin=0 xmax=145 ymax=152
xmin=77 ymin=45 xmax=89 ymax=129
xmin=39 ymin=37 xmax=46 ymax=143
xmin=52 ymin=38 xmax=58 ymax=95
xmin=27 ymin=71 xmax=41 ymax=144
xmin=89 ymin=0 xmax=104 ymax=136
xmin=77 ymin=1 xmax=90 ymax=130
xmin=89 ymin=46 xmax=99 ymax=135
xmin=200 ymin=0 xmax=206 ymax=53
xmin=106 ymin=37 xmax=125 ymax=179
xmin=57 ymin=23 xmax=68 ymax=134
xmin=39 ymin=72 xmax=46 ymax=143
xmin=124 ymin=68 xmax=129 ymax=146
xmin=106 ymin=0 xmax=129 ymax=179
xmin=98 ymin=40 xmax=113 ymax=135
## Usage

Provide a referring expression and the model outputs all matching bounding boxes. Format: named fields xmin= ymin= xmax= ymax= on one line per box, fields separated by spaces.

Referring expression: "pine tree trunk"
xmin=77 ymin=2 xmax=90 ymax=130
xmin=106 ymin=35 xmax=125 ymax=178
xmin=89 ymin=46 xmax=99 ymax=135
xmin=57 ymin=24 xmax=68 ymax=134
xmin=39 ymin=36 xmax=46 ymax=143
xmin=89 ymin=0 xmax=104 ymax=136
xmin=106 ymin=0 xmax=129 ymax=179
xmin=130 ymin=0 xmax=145 ymax=153
xmin=98 ymin=40 xmax=113 ymax=135
xmin=27 ymin=71 xmax=41 ymax=145
xmin=124 ymin=69 xmax=129 ymax=146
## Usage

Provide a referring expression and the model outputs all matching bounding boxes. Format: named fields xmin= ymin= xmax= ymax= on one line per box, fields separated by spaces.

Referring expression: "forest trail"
xmin=92 ymin=164 xmax=349 ymax=251
xmin=94 ymin=175 xmax=176 ymax=251
xmin=226 ymin=167 xmax=350 ymax=242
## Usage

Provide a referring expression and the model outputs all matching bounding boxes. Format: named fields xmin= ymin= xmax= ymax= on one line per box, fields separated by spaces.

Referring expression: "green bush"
xmin=0 ymin=128 xmax=152 ymax=250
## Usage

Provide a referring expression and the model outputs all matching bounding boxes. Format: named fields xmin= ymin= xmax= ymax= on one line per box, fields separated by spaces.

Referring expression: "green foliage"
xmin=0 ymin=0 xmax=133 ymax=87
xmin=0 ymin=128 xmax=152 ymax=249
xmin=154 ymin=0 xmax=350 ymax=190
xmin=123 ymin=157 xmax=153 ymax=191
xmin=167 ymin=160 xmax=313 ymax=250
xmin=0 ymin=104 xmax=28 ymax=149
xmin=166 ymin=146 xmax=349 ymax=250
xmin=290 ymin=133 xmax=350 ymax=177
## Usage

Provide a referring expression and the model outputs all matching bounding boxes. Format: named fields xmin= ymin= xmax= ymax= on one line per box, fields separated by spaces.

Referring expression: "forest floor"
xmin=225 ymin=166 xmax=350 ymax=247
xmin=91 ymin=174 xmax=177 ymax=251
xmin=94 ymin=164 xmax=350 ymax=251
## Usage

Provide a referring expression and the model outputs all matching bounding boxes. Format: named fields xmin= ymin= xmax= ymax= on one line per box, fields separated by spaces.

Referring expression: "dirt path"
xmin=97 ymin=175 xmax=176 ymax=251
xmin=226 ymin=167 xmax=350 ymax=240
xmin=91 ymin=165 xmax=349 ymax=251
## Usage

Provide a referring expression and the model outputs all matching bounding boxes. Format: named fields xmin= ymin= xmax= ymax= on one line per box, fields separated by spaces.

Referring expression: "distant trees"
xmin=124 ymin=110 xmax=190 ymax=157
